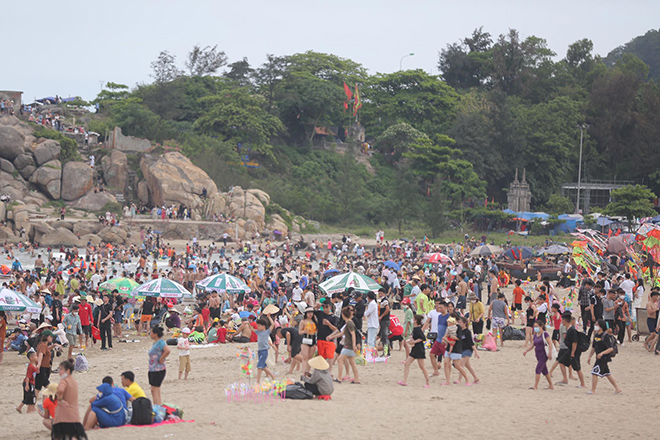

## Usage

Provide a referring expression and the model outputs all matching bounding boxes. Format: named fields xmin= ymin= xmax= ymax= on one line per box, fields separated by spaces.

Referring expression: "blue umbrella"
xmin=323 ymin=269 xmax=340 ymax=278
xmin=502 ymin=246 xmax=535 ymax=260
xmin=383 ymin=260 xmax=400 ymax=270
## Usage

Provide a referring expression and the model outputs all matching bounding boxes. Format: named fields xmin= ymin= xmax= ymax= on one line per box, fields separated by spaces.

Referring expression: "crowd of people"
xmin=1 ymin=231 xmax=652 ymax=437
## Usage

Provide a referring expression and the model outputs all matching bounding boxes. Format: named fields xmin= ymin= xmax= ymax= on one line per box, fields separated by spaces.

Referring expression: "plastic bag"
xmin=152 ymin=404 xmax=166 ymax=423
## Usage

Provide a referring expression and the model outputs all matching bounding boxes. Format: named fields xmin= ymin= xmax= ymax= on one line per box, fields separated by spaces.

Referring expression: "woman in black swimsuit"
xmin=524 ymin=296 xmax=536 ymax=349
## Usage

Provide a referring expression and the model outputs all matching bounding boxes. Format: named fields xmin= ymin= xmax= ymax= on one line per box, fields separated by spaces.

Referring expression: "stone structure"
xmin=0 ymin=91 xmax=22 ymax=109
xmin=507 ymin=168 xmax=532 ymax=212
xmin=108 ymin=127 xmax=151 ymax=152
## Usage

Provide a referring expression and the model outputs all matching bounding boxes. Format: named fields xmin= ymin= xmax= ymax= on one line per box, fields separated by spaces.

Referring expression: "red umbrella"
xmin=424 ymin=253 xmax=454 ymax=265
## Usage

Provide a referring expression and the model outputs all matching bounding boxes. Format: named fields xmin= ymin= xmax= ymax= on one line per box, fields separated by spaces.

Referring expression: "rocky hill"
xmin=0 ymin=115 xmax=304 ymax=245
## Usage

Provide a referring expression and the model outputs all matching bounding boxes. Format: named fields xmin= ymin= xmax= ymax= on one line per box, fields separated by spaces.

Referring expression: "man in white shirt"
xmin=91 ymin=272 xmax=102 ymax=291
xmin=365 ymin=292 xmax=379 ymax=347
xmin=291 ymin=282 xmax=303 ymax=303
xmin=619 ymin=273 xmax=635 ymax=300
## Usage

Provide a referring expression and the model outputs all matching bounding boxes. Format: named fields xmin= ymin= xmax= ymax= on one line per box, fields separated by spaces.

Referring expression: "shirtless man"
xmin=209 ymin=292 xmax=221 ymax=321
xmin=644 ymin=291 xmax=659 ymax=352
xmin=231 ymin=318 xmax=253 ymax=343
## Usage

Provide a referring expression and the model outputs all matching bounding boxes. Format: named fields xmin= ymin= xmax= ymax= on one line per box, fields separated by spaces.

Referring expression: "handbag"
xmin=302 ymin=337 xmax=314 ymax=345
xmin=427 ymin=332 xmax=438 ymax=341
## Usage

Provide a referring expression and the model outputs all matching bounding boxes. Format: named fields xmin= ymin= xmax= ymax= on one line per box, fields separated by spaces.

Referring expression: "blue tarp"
xmin=503 ymin=210 xmax=550 ymax=221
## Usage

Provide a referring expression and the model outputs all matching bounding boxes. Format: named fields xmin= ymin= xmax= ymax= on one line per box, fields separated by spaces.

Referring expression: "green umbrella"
xmin=196 ymin=273 xmax=251 ymax=294
xmin=132 ymin=278 xmax=191 ymax=298
xmin=99 ymin=277 xmax=140 ymax=295
xmin=0 ymin=288 xmax=40 ymax=313
xmin=318 ymin=272 xmax=381 ymax=297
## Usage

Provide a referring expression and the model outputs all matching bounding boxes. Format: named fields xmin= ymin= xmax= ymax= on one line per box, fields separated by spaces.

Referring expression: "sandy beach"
xmin=1 ymin=283 xmax=654 ymax=440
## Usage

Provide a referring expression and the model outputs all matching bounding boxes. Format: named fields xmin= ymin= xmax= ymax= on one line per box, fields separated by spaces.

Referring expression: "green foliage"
xmin=545 ymin=193 xmax=574 ymax=215
xmin=604 ymin=185 xmax=657 ymax=224
xmin=31 ymin=125 xmax=81 ymax=163
xmin=374 ymin=123 xmax=429 ymax=164
xmin=605 ymin=29 xmax=660 ymax=80
xmin=194 ymin=88 xmax=284 ymax=158
xmin=404 ymin=135 xmax=456 ymax=184
xmin=43 ymin=200 xmax=66 ymax=209
xmin=100 ymin=201 xmax=123 ymax=217
xmin=361 ymin=69 xmax=459 ymax=138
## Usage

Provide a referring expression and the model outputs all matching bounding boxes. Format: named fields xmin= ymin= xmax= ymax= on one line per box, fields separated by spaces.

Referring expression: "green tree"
xmin=224 ymin=57 xmax=254 ymax=86
xmin=424 ymin=181 xmax=450 ymax=237
xmin=185 ymin=44 xmax=227 ymax=76
xmin=150 ymin=50 xmax=182 ymax=83
xmin=389 ymin=165 xmax=421 ymax=234
xmin=544 ymin=193 xmax=573 ymax=215
xmin=109 ymin=98 xmax=176 ymax=142
xmin=438 ymin=27 xmax=493 ymax=89
xmin=436 ymin=159 xmax=487 ymax=227
xmin=194 ymin=88 xmax=284 ymax=158
xmin=605 ymin=29 xmax=660 ymax=80
xmin=286 ymin=51 xmax=367 ymax=85
xmin=277 ymin=72 xmax=344 ymax=145
xmin=604 ymin=185 xmax=657 ymax=225
xmin=374 ymin=123 xmax=429 ymax=165
xmin=361 ymin=70 xmax=459 ymax=138
xmin=404 ymin=135 xmax=456 ymax=185
xmin=253 ymin=54 xmax=289 ymax=113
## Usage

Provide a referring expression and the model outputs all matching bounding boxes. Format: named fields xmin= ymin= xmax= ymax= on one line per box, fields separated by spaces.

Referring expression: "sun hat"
xmin=41 ymin=289 xmax=51 ymax=295
xmin=37 ymin=322 xmax=52 ymax=331
xmin=94 ymin=298 xmax=103 ymax=306
xmin=447 ymin=317 xmax=457 ymax=325
xmin=73 ymin=297 xmax=80 ymax=303
xmin=86 ymin=295 xmax=94 ymax=302
xmin=181 ymin=327 xmax=191 ymax=334
xmin=467 ymin=292 xmax=478 ymax=302
xmin=304 ymin=307 xmax=314 ymax=313
xmin=401 ymin=298 xmax=411 ymax=305
xmin=43 ymin=383 xmax=59 ymax=398
xmin=308 ymin=355 xmax=329 ymax=371
xmin=263 ymin=304 xmax=280 ymax=315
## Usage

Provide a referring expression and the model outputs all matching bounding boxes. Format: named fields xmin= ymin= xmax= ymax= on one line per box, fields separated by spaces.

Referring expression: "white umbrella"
xmin=0 ymin=288 xmax=40 ymax=313
xmin=319 ymin=272 xmax=381 ymax=297
xmin=132 ymin=278 xmax=191 ymax=298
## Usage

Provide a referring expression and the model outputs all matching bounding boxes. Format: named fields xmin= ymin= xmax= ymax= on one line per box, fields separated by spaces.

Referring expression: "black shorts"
xmin=591 ymin=358 xmax=610 ymax=377
xmin=81 ymin=325 xmax=92 ymax=337
xmin=148 ymin=369 xmax=166 ymax=387
xmin=513 ymin=303 xmax=522 ymax=311
xmin=389 ymin=335 xmax=404 ymax=342
xmin=34 ymin=367 xmax=51 ymax=391
xmin=552 ymin=329 xmax=560 ymax=341
xmin=22 ymin=381 xmax=36 ymax=405
xmin=605 ymin=320 xmax=615 ymax=331
xmin=558 ymin=348 xmax=582 ymax=371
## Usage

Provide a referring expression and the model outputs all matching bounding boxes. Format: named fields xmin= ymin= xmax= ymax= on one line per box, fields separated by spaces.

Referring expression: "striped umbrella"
xmin=318 ymin=272 xmax=381 ymax=297
xmin=196 ymin=273 xmax=251 ymax=294
xmin=132 ymin=278 xmax=191 ymax=299
xmin=0 ymin=288 xmax=40 ymax=313
xmin=99 ymin=277 xmax=140 ymax=295
xmin=424 ymin=253 xmax=454 ymax=265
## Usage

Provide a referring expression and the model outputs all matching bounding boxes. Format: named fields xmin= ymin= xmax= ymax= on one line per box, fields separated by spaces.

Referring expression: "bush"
xmin=99 ymin=201 xmax=123 ymax=217
xmin=31 ymin=124 xmax=81 ymax=163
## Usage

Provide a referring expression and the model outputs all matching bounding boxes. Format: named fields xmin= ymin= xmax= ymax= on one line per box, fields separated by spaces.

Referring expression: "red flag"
xmin=607 ymin=229 xmax=612 ymax=237
xmin=343 ymin=82 xmax=353 ymax=100
xmin=484 ymin=197 xmax=488 ymax=207
xmin=615 ymin=229 xmax=621 ymax=236
xmin=343 ymin=101 xmax=348 ymax=110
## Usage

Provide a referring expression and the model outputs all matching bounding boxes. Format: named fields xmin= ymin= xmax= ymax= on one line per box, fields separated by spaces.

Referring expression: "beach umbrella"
xmin=469 ymin=245 xmax=503 ymax=257
xmin=318 ymin=272 xmax=381 ymax=296
xmin=607 ymin=234 xmax=635 ymax=254
xmin=0 ymin=288 xmax=40 ymax=313
xmin=99 ymin=277 xmax=140 ymax=295
xmin=502 ymin=246 xmax=535 ymax=260
xmin=0 ymin=265 xmax=10 ymax=275
xmin=424 ymin=253 xmax=454 ymax=265
xmin=383 ymin=260 xmax=400 ymax=270
xmin=323 ymin=269 xmax=340 ymax=279
xmin=196 ymin=273 xmax=251 ymax=294
xmin=539 ymin=244 xmax=571 ymax=255
xmin=132 ymin=278 xmax=191 ymax=299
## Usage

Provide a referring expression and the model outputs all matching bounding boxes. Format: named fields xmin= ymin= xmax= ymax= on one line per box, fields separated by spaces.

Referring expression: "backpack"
xmin=606 ymin=334 xmax=618 ymax=358
xmin=577 ymin=331 xmax=590 ymax=353
xmin=130 ymin=397 xmax=154 ymax=425
xmin=74 ymin=354 xmax=89 ymax=372
xmin=282 ymin=383 xmax=314 ymax=400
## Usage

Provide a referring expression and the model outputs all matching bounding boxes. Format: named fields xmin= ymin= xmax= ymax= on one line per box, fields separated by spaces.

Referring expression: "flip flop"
xmin=465 ymin=382 xmax=473 ymax=387
xmin=473 ymin=379 xmax=481 ymax=384
xmin=614 ymin=390 xmax=623 ymax=395
xmin=350 ymin=380 xmax=361 ymax=384
xmin=423 ymin=384 xmax=430 ymax=389
xmin=586 ymin=391 xmax=594 ymax=395
xmin=441 ymin=382 xmax=450 ymax=386
xmin=397 ymin=381 xmax=407 ymax=386
xmin=528 ymin=387 xmax=536 ymax=390
xmin=333 ymin=378 xmax=341 ymax=383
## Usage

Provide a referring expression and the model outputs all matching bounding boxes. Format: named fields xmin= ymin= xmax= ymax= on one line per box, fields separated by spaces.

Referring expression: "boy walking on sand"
xmin=177 ymin=327 xmax=192 ymax=380
xmin=255 ymin=315 xmax=276 ymax=383
xmin=16 ymin=351 xmax=39 ymax=413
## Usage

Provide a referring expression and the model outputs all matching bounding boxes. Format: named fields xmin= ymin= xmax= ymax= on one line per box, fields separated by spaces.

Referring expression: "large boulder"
xmin=13 ymin=153 xmax=35 ymax=171
xmin=0 ymin=202 xmax=5 ymax=222
xmin=137 ymin=181 xmax=149 ymax=204
xmin=61 ymin=161 xmax=93 ymax=201
xmin=98 ymin=226 xmax=128 ymax=244
xmin=12 ymin=206 xmax=30 ymax=232
xmin=247 ymin=189 xmax=270 ymax=207
xmin=29 ymin=160 xmax=62 ymax=199
xmin=267 ymin=214 xmax=289 ymax=240
xmin=0 ymin=125 xmax=25 ymax=161
xmin=19 ymin=165 xmax=36 ymax=180
xmin=32 ymin=140 xmax=61 ymax=166
xmin=0 ymin=158 xmax=15 ymax=174
xmin=38 ymin=227 xmax=82 ymax=247
xmin=140 ymin=152 xmax=217 ymax=210
xmin=73 ymin=221 xmax=103 ymax=236
xmin=69 ymin=191 xmax=117 ymax=212
xmin=101 ymin=150 xmax=128 ymax=191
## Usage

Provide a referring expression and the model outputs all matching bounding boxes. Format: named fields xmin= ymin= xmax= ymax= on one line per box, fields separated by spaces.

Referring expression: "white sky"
xmin=3 ymin=0 xmax=658 ymax=102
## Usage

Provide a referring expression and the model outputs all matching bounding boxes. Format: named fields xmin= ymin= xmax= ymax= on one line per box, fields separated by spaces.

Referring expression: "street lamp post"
xmin=575 ymin=124 xmax=587 ymax=214
xmin=399 ymin=53 xmax=415 ymax=71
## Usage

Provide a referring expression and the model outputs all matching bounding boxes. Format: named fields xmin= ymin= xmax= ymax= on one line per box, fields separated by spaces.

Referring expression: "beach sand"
xmin=1 ymin=286 xmax=654 ymax=440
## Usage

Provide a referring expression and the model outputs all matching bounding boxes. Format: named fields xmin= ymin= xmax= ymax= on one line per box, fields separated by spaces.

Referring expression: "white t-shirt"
xmin=91 ymin=274 xmax=101 ymax=290
xmin=292 ymin=287 xmax=303 ymax=302
xmin=365 ymin=301 xmax=379 ymax=328
xmin=427 ymin=309 xmax=440 ymax=333
xmin=619 ymin=279 xmax=635 ymax=299
xmin=177 ymin=337 xmax=190 ymax=356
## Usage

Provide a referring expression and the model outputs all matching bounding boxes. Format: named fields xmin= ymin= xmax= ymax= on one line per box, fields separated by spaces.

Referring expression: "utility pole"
xmin=399 ymin=53 xmax=415 ymax=71
xmin=575 ymin=124 xmax=587 ymax=214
